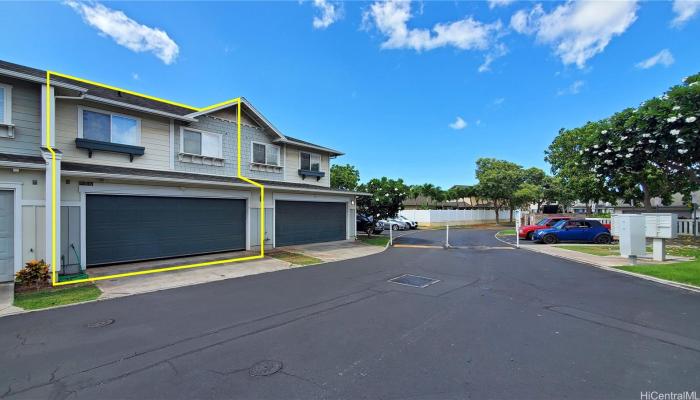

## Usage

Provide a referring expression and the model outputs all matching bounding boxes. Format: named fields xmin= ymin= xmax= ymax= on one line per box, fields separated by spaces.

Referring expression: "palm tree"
xmin=420 ymin=183 xmax=435 ymax=208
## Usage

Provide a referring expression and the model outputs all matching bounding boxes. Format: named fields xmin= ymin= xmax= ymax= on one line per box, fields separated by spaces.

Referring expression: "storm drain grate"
xmin=389 ymin=274 xmax=440 ymax=288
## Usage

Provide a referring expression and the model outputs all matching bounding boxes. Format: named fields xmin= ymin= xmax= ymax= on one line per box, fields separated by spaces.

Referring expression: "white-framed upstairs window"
xmin=180 ymin=127 xmax=223 ymax=159
xmin=251 ymin=141 xmax=281 ymax=166
xmin=0 ymin=83 xmax=12 ymax=125
xmin=78 ymin=106 xmax=141 ymax=146
xmin=300 ymin=151 xmax=321 ymax=172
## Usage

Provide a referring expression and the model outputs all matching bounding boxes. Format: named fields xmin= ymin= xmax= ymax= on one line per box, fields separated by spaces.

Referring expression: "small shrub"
xmin=15 ymin=260 xmax=50 ymax=290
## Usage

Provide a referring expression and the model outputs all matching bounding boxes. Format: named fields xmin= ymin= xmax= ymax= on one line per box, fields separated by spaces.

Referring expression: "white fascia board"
xmin=185 ymin=98 xmax=287 ymax=141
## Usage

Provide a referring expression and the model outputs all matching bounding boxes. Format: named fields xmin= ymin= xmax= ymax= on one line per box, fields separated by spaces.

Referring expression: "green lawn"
xmin=556 ymin=244 xmax=624 ymax=256
xmin=14 ymin=284 xmax=102 ymax=310
xmin=617 ymin=261 xmax=700 ymax=287
xmin=496 ymin=229 xmax=516 ymax=236
xmin=553 ymin=244 xmax=700 ymax=287
xmin=269 ymin=251 xmax=322 ymax=266
xmin=357 ymin=235 xmax=390 ymax=247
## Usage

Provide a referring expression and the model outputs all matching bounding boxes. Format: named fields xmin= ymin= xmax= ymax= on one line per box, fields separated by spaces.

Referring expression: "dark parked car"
xmin=357 ymin=214 xmax=384 ymax=235
xmin=533 ymin=219 xmax=612 ymax=244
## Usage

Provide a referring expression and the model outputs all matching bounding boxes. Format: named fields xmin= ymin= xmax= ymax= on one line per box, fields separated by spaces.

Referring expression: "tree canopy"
xmin=549 ymin=72 xmax=700 ymax=210
xmin=330 ymin=164 xmax=360 ymax=191
xmin=356 ymin=177 xmax=409 ymax=221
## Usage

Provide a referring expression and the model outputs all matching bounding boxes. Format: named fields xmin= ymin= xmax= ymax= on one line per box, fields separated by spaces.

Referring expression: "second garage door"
xmin=275 ymin=201 xmax=346 ymax=246
xmin=86 ymin=195 xmax=246 ymax=266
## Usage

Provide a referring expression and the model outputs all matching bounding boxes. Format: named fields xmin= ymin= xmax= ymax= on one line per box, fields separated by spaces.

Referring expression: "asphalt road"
xmin=1 ymin=228 xmax=699 ymax=400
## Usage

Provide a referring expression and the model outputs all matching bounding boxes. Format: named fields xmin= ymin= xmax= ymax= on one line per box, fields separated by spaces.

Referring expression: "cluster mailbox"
xmin=611 ymin=213 xmax=679 ymax=262
xmin=643 ymin=213 xmax=678 ymax=239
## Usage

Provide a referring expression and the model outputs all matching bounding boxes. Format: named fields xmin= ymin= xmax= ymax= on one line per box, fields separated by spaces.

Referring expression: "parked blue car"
xmin=533 ymin=219 xmax=612 ymax=244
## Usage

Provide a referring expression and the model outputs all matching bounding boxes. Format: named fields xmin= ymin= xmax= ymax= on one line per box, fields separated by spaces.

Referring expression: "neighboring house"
xmin=612 ymin=192 xmax=698 ymax=218
xmin=0 ymin=60 xmax=361 ymax=281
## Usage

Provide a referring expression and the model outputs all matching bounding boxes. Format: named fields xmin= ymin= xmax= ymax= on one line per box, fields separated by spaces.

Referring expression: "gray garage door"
xmin=275 ymin=201 xmax=346 ymax=246
xmin=86 ymin=195 xmax=246 ymax=266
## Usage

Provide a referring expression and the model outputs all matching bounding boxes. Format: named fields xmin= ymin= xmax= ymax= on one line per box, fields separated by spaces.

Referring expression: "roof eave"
xmin=0 ymin=67 xmax=88 ymax=92
xmin=274 ymin=139 xmax=344 ymax=156
xmin=83 ymin=95 xmax=197 ymax=122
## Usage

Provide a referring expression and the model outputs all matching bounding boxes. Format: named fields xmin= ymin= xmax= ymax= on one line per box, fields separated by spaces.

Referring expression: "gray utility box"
xmin=612 ymin=214 xmax=646 ymax=258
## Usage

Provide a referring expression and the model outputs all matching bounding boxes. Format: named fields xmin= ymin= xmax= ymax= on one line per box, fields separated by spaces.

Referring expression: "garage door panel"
xmin=86 ymin=195 xmax=245 ymax=266
xmin=275 ymin=201 xmax=345 ymax=246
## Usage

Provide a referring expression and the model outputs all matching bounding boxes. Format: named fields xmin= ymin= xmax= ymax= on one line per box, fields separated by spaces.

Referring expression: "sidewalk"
xmin=520 ymin=244 xmax=693 ymax=268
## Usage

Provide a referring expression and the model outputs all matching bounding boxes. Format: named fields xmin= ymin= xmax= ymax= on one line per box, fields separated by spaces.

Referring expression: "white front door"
xmin=0 ymin=190 xmax=14 ymax=282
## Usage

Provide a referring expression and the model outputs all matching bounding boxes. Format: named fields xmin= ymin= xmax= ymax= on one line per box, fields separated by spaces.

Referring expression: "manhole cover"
xmin=249 ymin=360 xmax=283 ymax=377
xmin=389 ymin=274 xmax=440 ymax=288
xmin=86 ymin=319 xmax=115 ymax=328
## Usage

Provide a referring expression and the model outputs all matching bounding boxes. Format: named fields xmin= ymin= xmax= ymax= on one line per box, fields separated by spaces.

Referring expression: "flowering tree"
xmin=546 ymin=124 xmax=615 ymax=212
xmin=579 ymin=73 xmax=700 ymax=210
xmin=356 ymin=177 xmax=409 ymax=223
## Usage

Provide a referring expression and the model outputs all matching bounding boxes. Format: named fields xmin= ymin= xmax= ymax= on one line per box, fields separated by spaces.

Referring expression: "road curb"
xmin=494 ymin=232 xmax=700 ymax=294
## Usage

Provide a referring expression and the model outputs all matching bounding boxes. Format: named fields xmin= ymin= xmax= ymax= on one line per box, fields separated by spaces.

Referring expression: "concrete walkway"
xmin=520 ymin=243 xmax=692 ymax=268
xmin=98 ymin=240 xmax=384 ymax=300
xmin=276 ymin=239 xmax=385 ymax=262
xmin=0 ymin=283 xmax=21 ymax=316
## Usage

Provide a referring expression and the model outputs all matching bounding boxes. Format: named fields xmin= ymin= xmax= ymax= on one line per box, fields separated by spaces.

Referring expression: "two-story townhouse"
xmin=0 ymin=60 xmax=361 ymax=281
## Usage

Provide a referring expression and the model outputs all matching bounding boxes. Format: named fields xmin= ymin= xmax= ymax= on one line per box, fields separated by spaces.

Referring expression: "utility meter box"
xmin=614 ymin=214 xmax=646 ymax=257
xmin=642 ymin=213 xmax=678 ymax=239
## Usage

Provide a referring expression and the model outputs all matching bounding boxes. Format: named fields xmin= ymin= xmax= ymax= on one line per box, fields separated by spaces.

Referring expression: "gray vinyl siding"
xmin=174 ymin=116 xmax=236 ymax=176
xmin=241 ymin=125 xmax=284 ymax=181
xmin=174 ymin=117 xmax=285 ymax=182
xmin=0 ymin=77 xmax=42 ymax=156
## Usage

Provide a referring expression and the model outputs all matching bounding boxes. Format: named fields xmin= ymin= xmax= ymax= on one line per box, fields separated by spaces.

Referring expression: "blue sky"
xmin=1 ymin=0 xmax=698 ymax=187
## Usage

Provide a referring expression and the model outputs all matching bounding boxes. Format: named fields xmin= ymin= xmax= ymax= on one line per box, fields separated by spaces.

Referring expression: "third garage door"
xmin=86 ymin=195 xmax=246 ymax=266
xmin=275 ymin=201 xmax=346 ymax=246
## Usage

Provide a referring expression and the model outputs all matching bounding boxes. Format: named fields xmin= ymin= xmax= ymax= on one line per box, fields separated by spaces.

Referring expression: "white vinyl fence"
xmin=400 ymin=209 xmax=511 ymax=226
xmin=677 ymin=219 xmax=700 ymax=236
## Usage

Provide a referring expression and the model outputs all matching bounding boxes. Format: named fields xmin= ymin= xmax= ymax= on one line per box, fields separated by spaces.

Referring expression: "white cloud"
xmin=671 ymin=0 xmax=700 ymax=27
xmin=131 ymin=72 xmax=139 ymax=80
xmin=65 ymin=0 xmax=179 ymax=65
xmin=510 ymin=1 xmax=638 ymax=68
xmin=449 ymin=116 xmax=467 ymax=130
xmin=635 ymin=49 xmax=675 ymax=69
xmin=557 ymin=80 xmax=584 ymax=96
xmin=312 ymin=0 xmax=342 ymax=29
xmin=478 ymin=43 xmax=508 ymax=72
xmin=489 ymin=0 xmax=514 ymax=9
xmin=364 ymin=0 xmax=503 ymax=52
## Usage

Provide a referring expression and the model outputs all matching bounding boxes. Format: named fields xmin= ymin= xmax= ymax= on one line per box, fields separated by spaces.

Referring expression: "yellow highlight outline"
xmin=46 ymin=71 xmax=265 ymax=286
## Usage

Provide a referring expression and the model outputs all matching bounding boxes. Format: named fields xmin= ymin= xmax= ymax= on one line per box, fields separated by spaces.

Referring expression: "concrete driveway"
xmin=1 ymin=229 xmax=698 ymax=399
